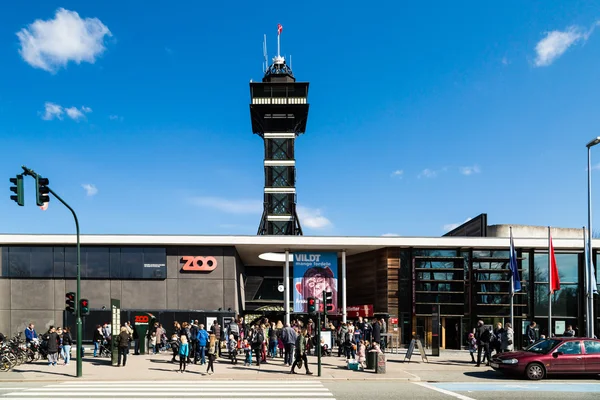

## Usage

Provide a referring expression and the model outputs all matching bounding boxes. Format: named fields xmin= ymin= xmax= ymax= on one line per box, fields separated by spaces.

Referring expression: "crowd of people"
xmin=3 ymin=315 xmax=389 ymax=374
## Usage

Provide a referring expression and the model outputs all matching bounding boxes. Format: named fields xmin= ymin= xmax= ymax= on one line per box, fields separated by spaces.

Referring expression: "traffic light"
xmin=324 ymin=291 xmax=334 ymax=313
xmin=35 ymin=176 xmax=50 ymax=207
xmin=307 ymin=297 xmax=316 ymax=314
xmin=80 ymin=298 xmax=90 ymax=316
xmin=65 ymin=292 xmax=75 ymax=315
xmin=9 ymin=175 xmax=24 ymax=206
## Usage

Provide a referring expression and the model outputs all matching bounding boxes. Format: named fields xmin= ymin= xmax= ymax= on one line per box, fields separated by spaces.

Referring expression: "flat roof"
xmin=0 ymin=234 xmax=595 ymax=267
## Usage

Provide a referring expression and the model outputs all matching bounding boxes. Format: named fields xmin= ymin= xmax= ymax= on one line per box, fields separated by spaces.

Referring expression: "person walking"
xmin=206 ymin=334 xmax=217 ymax=374
xmin=197 ymin=324 xmax=209 ymax=365
xmin=290 ymin=328 xmax=312 ymax=375
xmin=178 ymin=335 xmax=189 ymax=373
xmin=281 ymin=323 xmax=297 ymax=367
xmin=93 ymin=325 xmax=103 ymax=357
xmin=61 ymin=327 xmax=73 ymax=365
xmin=117 ymin=326 xmax=131 ymax=367
xmin=475 ymin=321 xmax=491 ymax=367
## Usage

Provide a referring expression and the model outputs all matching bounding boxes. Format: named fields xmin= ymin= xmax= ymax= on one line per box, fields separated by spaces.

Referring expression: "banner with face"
xmin=293 ymin=252 xmax=338 ymax=313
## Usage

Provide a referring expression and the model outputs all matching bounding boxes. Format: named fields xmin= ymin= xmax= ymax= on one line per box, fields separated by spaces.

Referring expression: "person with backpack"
xmin=251 ymin=325 xmax=264 ymax=366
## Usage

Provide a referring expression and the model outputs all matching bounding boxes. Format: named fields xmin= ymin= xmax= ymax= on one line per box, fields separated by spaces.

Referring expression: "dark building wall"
xmin=346 ymin=248 xmax=399 ymax=317
xmin=0 ymin=246 xmax=245 ymax=335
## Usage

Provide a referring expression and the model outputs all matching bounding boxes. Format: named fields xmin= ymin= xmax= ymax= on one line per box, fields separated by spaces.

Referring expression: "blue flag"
xmin=509 ymin=230 xmax=521 ymax=293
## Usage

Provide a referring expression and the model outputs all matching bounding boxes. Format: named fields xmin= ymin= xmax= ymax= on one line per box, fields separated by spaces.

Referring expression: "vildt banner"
xmin=293 ymin=252 xmax=338 ymax=313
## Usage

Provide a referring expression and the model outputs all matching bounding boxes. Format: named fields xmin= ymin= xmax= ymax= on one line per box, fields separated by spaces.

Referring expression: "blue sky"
xmin=1 ymin=1 xmax=600 ymax=237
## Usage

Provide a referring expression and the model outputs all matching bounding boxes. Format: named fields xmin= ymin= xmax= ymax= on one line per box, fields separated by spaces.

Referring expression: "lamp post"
xmin=586 ymin=137 xmax=600 ymax=338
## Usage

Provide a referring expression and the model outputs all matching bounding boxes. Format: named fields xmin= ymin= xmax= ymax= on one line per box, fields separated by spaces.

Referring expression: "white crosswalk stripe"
xmin=0 ymin=380 xmax=336 ymax=399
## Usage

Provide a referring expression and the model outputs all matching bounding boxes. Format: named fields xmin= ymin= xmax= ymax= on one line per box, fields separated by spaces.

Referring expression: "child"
xmin=243 ymin=339 xmax=252 ymax=366
xmin=357 ymin=340 xmax=366 ymax=369
xmin=178 ymin=335 xmax=189 ymax=372
xmin=467 ymin=333 xmax=477 ymax=363
xmin=278 ymin=337 xmax=284 ymax=358
xmin=228 ymin=334 xmax=237 ymax=364
xmin=150 ymin=331 xmax=157 ymax=354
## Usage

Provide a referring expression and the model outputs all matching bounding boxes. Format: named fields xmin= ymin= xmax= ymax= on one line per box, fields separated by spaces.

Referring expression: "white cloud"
xmin=188 ymin=196 xmax=333 ymax=229
xmin=109 ymin=114 xmax=123 ymax=121
xmin=534 ymin=25 xmax=595 ymax=67
xmin=17 ymin=8 xmax=111 ymax=73
xmin=41 ymin=102 xmax=64 ymax=120
xmin=297 ymin=206 xmax=332 ymax=229
xmin=460 ymin=165 xmax=481 ymax=176
xmin=188 ymin=196 xmax=262 ymax=214
xmin=501 ymin=57 xmax=509 ymax=65
xmin=443 ymin=217 xmax=472 ymax=232
xmin=391 ymin=170 xmax=404 ymax=178
xmin=418 ymin=168 xmax=437 ymax=178
xmin=81 ymin=184 xmax=98 ymax=197
xmin=41 ymin=103 xmax=91 ymax=121
xmin=381 ymin=233 xmax=400 ymax=237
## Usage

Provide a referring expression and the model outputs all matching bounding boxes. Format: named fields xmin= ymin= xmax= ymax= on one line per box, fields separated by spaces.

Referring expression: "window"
xmin=534 ymin=253 xmax=578 ymax=284
xmin=534 ymin=284 xmax=578 ymax=317
xmin=584 ymin=340 xmax=600 ymax=354
xmin=557 ymin=341 xmax=582 ymax=355
xmin=0 ymin=246 xmax=167 ymax=280
xmin=142 ymin=248 xmax=167 ymax=279
xmin=9 ymin=247 xmax=31 ymax=277
xmin=85 ymin=248 xmax=110 ymax=278
xmin=30 ymin=247 xmax=53 ymax=277
xmin=121 ymin=248 xmax=143 ymax=279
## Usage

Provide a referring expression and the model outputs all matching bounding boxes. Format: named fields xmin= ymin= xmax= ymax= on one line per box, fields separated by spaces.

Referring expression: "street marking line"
xmin=55 ymin=380 xmax=321 ymax=384
xmin=22 ymin=388 xmax=330 ymax=392
xmin=413 ymin=382 xmax=476 ymax=400
xmin=5 ymin=393 xmax=334 ymax=397
xmin=0 ymin=398 xmax=336 ymax=400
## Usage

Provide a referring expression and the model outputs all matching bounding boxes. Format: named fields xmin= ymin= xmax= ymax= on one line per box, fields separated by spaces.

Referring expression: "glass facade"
xmin=0 ymin=246 xmax=166 ymax=279
xmin=399 ymin=247 xmax=594 ymax=348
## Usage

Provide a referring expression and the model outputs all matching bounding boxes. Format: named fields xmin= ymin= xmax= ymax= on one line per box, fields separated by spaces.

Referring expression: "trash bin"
xmin=375 ymin=353 xmax=386 ymax=374
xmin=367 ymin=350 xmax=377 ymax=370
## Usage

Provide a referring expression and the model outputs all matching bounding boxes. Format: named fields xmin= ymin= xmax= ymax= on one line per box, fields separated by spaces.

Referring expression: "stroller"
xmin=98 ymin=340 xmax=111 ymax=358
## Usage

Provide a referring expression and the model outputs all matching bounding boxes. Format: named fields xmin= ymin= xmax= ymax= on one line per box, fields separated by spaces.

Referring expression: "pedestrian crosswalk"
xmin=0 ymin=380 xmax=336 ymax=399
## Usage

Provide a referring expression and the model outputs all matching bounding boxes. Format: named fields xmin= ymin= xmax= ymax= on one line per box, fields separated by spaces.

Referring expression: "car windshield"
xmin=525 ymin=339 xmax=561 ymax=354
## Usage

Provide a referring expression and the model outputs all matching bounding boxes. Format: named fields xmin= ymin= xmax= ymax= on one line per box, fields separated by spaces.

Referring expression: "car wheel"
xmin=526 ymin=363 xmax=545 ymax=380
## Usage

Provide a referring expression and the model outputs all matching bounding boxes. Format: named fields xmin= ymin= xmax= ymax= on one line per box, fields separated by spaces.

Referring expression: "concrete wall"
xmin=488 ymin=225 xmax=585 ymax=239
xmin=0 ymin=246 xmax=245 ymax=336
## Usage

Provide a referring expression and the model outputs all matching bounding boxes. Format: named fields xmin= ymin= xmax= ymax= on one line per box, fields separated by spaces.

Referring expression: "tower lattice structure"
xmin=249 ymin=47 xmax=309 ymax=235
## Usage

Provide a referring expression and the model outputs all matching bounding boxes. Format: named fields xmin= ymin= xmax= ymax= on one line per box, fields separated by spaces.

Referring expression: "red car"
xmin=490 ymin=337 xmax=600 ymax=380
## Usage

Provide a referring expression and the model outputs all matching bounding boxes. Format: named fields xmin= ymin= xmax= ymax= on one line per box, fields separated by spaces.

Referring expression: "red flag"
xmin=549 ymin=233 xmax=561 ymax=293
xmin=277 ymin=23 xmax=283 ymax=35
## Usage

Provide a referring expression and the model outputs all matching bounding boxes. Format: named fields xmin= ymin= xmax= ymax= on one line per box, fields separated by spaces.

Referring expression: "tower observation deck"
xmin=249 ymin=26 xmax=309 ymax=235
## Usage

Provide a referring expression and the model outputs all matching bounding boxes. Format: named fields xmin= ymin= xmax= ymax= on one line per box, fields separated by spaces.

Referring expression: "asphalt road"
xmin=1 ymin=379 xmax=599 ymax=400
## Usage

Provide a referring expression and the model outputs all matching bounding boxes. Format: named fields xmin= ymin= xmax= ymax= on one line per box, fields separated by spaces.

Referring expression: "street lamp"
xmin=586 ymin=137 xmax=600 ymax=338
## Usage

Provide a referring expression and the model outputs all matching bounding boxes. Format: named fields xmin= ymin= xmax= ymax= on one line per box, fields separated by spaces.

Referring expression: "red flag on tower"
xmin=549 ymin=231 xmax=561 ymax=293
xmin=277 ymin=23 xmax=283 ymax=35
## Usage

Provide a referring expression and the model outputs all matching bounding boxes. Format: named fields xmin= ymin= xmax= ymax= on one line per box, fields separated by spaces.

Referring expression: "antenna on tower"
xmin=262 ymin=34 xmax=268 ymax=73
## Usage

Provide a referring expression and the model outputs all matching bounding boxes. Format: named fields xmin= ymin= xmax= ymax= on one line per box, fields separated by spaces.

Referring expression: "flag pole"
xmin=510 ymin=227 xmax=514 ymax=329
xmin=584 ymin=227 xmax=591 ymax=337
xmin=548 ymin=226 xmax=552 ymax=338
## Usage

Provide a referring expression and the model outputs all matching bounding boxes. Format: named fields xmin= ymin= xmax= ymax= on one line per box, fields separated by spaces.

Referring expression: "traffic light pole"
xmin=21 ymin=166 xmax=82 ymax=378
xmin=317 ymin=310 xmax=321 ymax=377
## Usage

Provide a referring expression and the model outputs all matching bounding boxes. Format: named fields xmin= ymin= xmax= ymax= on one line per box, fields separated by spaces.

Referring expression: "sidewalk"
xmin=0 ymin=350 xmax=424 ymax=382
